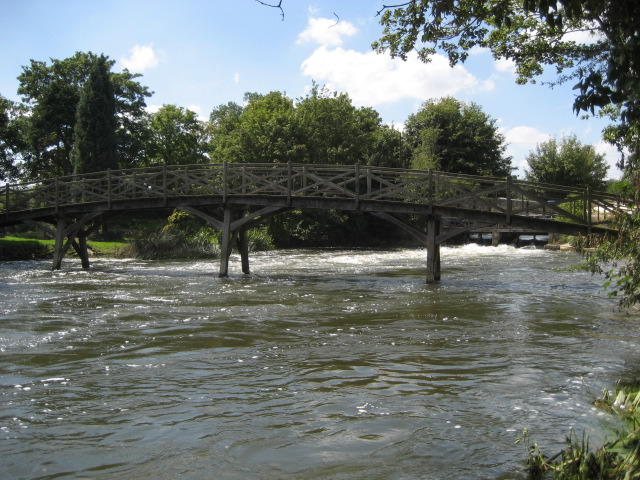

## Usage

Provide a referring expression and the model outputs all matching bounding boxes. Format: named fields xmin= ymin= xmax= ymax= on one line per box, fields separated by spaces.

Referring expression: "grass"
xmin=0 ymin=235 xmax=129 ymax=260
xmin=519 ymin=384 xmax=640 ymax=479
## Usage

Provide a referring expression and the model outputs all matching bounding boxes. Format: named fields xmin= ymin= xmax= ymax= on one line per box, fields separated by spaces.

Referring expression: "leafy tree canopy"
xmin=17 ymin=51 xmax=151 ymax=178
xmin=0 ymin=95 xmax=26 ymax=182
xmin=524 ymin=134 xmax=608 ymax=190
xmin=145 ymin=105 xmax=210 ymax=166
xmin=71 ymin=55 xmax=118 ymax=174
xmin=208 ymin=86 xmax=405 ymax=167
xmin=404 ymin=97 xmax=512 ymax=176
xmin=373 ymin=0 xmax=640 ymax=181
xmin=374 ymin=0 xmax=639 ymax=121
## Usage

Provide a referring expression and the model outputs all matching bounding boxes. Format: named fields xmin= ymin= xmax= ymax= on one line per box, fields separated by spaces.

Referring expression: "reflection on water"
xmin=1 ymin=245 xmax=639 ymax=479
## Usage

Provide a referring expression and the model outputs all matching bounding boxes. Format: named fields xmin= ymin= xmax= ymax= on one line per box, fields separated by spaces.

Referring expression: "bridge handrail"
xmin=1 ymin=162 xmax=629 ymax=228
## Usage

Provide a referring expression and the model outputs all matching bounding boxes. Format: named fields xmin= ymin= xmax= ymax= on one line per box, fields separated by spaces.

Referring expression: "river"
xmin=1 ymin=245 xmax=639 ymax=479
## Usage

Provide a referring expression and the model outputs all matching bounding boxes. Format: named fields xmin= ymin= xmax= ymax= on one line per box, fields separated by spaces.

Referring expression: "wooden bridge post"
xmin=52 ymin=218 xmax=67 ymax=270
xmin=237 ymin=228 xmax=250 ymax=274
xmin=219 ymin=206 xmax=232 ymax=277
xmin=426 ymin=214 xmax=441 ymax=283
xmin=74 ymin=232 xmax=90 ymax=269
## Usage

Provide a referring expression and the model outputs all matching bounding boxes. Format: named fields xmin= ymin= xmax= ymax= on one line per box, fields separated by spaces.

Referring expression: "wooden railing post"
xmin=428 ymin=170 xmax=434 ymax=214
xmin=4 ymin=183 xmax=9 ymax=220
xmin=587 ymin=187 xmax=592 ymax=233
xmin=506 ymin=176 xmax=512 ymax=225
xmin=55 ymin=177 xmax=60 ymax=213
xmin=355 ymin=163 xmax=360 ymax=207
xmin=286 ymin=161 xmax=292 ymax=205
xmin=132 ymin=171 xmax=137 ymax=200
xmin=222 ymin=161 xmax=228 ymax=204
xmin=162 ymin=165 xmax=167 ymax=206
xmin=107 ymin=170 xmax=112 ymax=209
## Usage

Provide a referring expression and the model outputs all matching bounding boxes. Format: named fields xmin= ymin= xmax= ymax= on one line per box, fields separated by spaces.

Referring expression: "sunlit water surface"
xmin=1 ymin=245 xmax=640 ymax=479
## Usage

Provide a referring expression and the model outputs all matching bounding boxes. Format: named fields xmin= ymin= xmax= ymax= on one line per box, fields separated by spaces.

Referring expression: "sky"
xmin=0 ymin=0 xmax=623 ymax=178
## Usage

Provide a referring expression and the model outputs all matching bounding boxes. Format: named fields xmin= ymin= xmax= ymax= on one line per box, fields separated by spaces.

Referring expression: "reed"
xmin=519 ymin=385 xmax=640 ymax=479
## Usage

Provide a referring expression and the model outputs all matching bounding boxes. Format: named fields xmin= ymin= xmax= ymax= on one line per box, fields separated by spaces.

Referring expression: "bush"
xmin=0 ymin=238 xmax=53 ymax=260
xmin=132 ymin=231 xmax=220 ymax=260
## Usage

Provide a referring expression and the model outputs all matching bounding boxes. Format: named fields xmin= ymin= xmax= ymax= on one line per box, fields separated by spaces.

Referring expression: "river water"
xmin=1 ymin=245 xmax=639 ymax=479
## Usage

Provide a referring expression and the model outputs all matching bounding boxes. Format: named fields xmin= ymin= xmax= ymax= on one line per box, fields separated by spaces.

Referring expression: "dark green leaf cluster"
xmin=71 ymin=55 xmax=118 ymax=174
xmin=6 ymin=52 xmax=152 ymax=179
xmin=404 ymin=97 xmax=512 ymax=176
xmin=374 ymin=0 xmax=640 ymax=175
xmin=144 ymin=105 xmax=210 ymax=166
xmin=208 ymin=85 xmax=407 ymax=167
xmin=587 ymin=208 xmax=640 ymax=309
xmin=524 ymin=134 xmax=609 ymax=190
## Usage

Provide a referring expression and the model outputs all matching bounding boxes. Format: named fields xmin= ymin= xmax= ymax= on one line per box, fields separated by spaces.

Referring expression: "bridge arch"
xmin=0 ymin=162 xmax=624 ymax=282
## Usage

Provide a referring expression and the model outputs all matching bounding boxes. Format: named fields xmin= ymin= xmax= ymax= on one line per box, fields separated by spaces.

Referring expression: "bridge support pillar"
xmin=491 ymin=230 xmax=502 ymax=247
xmin=426 ymin=215 xmax=441 ymax=284
xmin=52 ymin=218 xmax=67 ymax=271
xmin=219 ymin=207 xmax=232 ymax=278
xmin=237 ymin=228 xmax=250 ymax=274
xmin=51 ymin=217 xmax=91 ymax=270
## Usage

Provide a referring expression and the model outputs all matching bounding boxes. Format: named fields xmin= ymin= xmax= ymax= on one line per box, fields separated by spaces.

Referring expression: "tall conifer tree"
xmin=71 ymin=55 xmax=117 ymax=174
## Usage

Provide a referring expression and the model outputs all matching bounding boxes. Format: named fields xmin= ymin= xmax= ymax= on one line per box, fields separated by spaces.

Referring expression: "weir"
xmin=0 ymin=162 xmax=626 ymax=282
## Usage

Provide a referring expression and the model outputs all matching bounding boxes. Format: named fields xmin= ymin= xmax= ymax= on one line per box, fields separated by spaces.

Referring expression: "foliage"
xmin=208 ymin=86 xmax=405 ymax=168
xmin=294 ymin=83 xmax=405 ymax=167
xmin=132 ymin=230 xmax=220 ymax=260
xmin=525 ymin=134 xmax=609 ymax=190
xmin=70 ymin=55 xmax=118 ymax=174
xmin=586 ymin=207 xmax=640 ymax=309
xmin=144 ymin=105 xmax=210 ymax=166
xmin=15 ymin=51 xmax=151 ymax=179
xmin=0 ymin=95 xmax=25 ymax=181
xmin=404 ymin=97 xmax=512 ymax=176
xmin=209 ymin=91 xmax=301 ymax=164
xmin=373 ymin=1 xmax=640 ymax=150
xmin=518 ymin=385 xmax=640 ymax=479
xmin=0 ymin=236 xmax=53 ymax=260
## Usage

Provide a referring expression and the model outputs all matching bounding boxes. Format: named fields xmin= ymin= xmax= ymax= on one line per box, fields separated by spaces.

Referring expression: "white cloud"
xmin=501 ymin=126 xmax=552 ymax=176
xmin=145 ymin=104 xmax=162 ymax=114
xmin=233 ymin=72 xmax=240 ymax=84
xmin=595 ymin=140 xmax=624 ymax=179
xmin=120 ymin=44 xmax=160 ymax=73
xmin=297 ymin=17 xmax=357 ymax=47
xmin=188 ymin=104 xmax=208 ymax=122
xmin=301 ymin=46 xmax=487 ymax=107
xmin=495 ymin=57 xmax=516 ymax=74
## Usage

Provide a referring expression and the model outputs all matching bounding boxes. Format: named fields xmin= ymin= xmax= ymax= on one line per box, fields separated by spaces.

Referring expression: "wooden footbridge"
xmin=0 ymin=163 xmax=626 ymax=282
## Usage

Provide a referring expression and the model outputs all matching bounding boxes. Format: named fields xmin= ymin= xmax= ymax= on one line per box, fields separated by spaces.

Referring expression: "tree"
xmin=373 ymin=1 xmax=639 ymax=131
xmin=0 ymin=95 xmax=26 ymax=181
xmin=71 ymin=56 xmax=118 ymax=174
xmin=404 ymin=97 xmax=512 ymax=176
xmin=17 ymin=51 xmax=151 ymax=179
xmin=145 ymin=105 xmax=209 ymax=166
xmin=209 ymin=91 xmax=302 ymax=164
xmin=295 ymin=84 xmax=405 ymax=167
xmin=524 ymin=134 xmax=608 ymax=189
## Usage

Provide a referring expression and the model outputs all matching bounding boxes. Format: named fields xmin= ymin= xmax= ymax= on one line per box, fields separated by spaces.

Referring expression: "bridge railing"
xmin=1 ymin=163 xmax=628 ymax=227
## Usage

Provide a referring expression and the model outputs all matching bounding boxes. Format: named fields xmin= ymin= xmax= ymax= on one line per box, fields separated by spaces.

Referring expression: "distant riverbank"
xmin=0 ymin=236 xmax=127 ymax=261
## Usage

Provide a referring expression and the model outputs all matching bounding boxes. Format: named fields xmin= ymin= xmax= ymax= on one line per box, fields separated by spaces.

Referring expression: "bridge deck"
xmin=0 ymin=163 xmax=627 ymax=280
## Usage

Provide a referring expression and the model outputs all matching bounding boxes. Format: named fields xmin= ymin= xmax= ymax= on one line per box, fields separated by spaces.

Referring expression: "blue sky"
xmin=0 ymin=0 xmax=622 ymax=178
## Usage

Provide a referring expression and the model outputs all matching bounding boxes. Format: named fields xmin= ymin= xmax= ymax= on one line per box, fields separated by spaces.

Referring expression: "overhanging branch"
xmin=255 ymin=0 xmax=284 ymax=20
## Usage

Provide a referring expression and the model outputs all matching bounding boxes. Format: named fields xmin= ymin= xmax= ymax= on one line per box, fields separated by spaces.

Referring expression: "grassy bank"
xmin=0 ymin=235 xmax=128 ymax=261
xmin=521 ymin=383 xmax=640 ymax=479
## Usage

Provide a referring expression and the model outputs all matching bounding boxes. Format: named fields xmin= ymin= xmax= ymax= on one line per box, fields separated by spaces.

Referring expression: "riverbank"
xmin=0 ymin=235 xmax=127 ymax=261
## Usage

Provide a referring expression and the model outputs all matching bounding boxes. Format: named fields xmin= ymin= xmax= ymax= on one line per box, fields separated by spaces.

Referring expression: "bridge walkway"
xmin=0 ymin=163 xmax=626 ymax=282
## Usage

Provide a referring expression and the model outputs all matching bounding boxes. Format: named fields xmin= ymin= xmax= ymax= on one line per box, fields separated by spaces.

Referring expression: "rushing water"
xmin=1 ymin=245 xmax=640 ymax=480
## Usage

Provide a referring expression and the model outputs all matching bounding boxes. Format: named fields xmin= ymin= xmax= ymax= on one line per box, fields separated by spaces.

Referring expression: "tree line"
xmin=0 ymin=51 xmax=611 ymax=190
